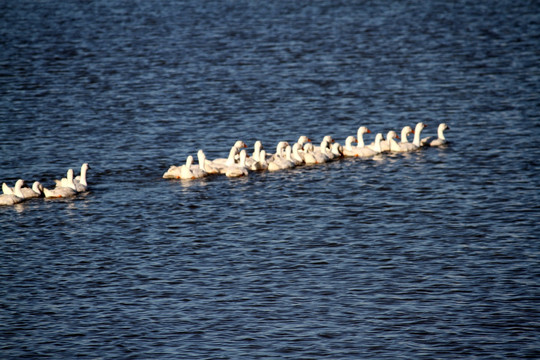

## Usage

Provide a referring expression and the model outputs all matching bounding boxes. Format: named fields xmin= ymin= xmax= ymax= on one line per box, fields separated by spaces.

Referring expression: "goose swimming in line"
xmin=422 ymin=123 xmax=449 ymax=147
xmin=0 ymin=179 xmax=25 ymax=205
xmin=397 ymin=126 xmax=416 ymax=152
xmin=225 ymin=149 xmax=249 ymax=177
xmin=74 ymin=163 xmax=90 ymax=192
xmin=412 ymin=122 xmax=427 ymax=149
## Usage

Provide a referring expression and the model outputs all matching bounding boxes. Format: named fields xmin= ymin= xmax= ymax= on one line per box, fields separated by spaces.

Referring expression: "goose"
xmin=398 ymin=126 xmax=417 ymax=152
xmin=297 ymin=135 xmax=311 ymax=147
xmin=212 ymin=146 xmax=240 ymax=174
xmin=268 ymin=141 xmax=289 ymax=162
xmin=422 ymin=123 xmax=449 ymax=147
xmin=198 ymin=150 xmax=220 ymax=175
xmin=291 ymin=143 xmax=304 ymax=165
xmin=380 ymin=131 xmax=400 ymax=152
xmin=225 ymin=149 xmax=249 ymax=177
xmin=0 ymin=179 xmax=25 ymax=205
xmin=303 ymin=143 xmax=319 ymax=165
xmin=331 ymin=142 xmax=343 ymax=159
xmin=256 ymin=149 xmax=269 ymax=171
xmin=356 ymin=126 xmax=371 ymax=148
xmin=412 ymin=122 xmax=427 ymax=148
xmin=342 ymin=136 xmax=359 ymax=157
xmin=366 ymin=133 xmax=384 ymax=154
xmin=73 ymin=163 xmax=90 ymax=192
xmin=246 ymin=141 xmax=263 ymax=169
xmin=212 ymin=141 xmax=247 ymax=169
xmin=163 ymin=155 xmax=201 ymax=179
xmin=313 ymin=139 xmax=331 ymax=163
xmin=21 ymin=181 xmax=43 ymax=198
xmin=44 ymin=175 xmax=77 ymax=198
xmin=268 ymin=145 xmax=296 ymax=171
xmin=54 ymin=168 xmax=76 ymax=189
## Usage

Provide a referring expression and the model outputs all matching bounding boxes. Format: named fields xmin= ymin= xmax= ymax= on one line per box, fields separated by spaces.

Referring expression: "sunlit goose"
xmin=313 ymin=139 xmax=331 ymax=163
xmin=297 ymin=135 xmax=311 ymax=147
xmin=343 ymin=136 xmax=358 ymax=157
xmin=73 ymin=163 xmax=90 ymax=192
xmin=54 ymin=168 xmax=75 ymax=189
xmin=380 ymin=131 xmax=400 ymax=152
xmin=398 ymin=126 xmax=417 ymax=152
xmin=291 ymin=143 xmax=304 ymax=165
xmin=268 ymin=141 xmax=289 ymax=162
xmin=198 ymin=150 xmax=220 ymax=175
xmin=212 ymin=147 xmax=240 ymax=174
xmin=366 ymin=133 xmax=384 ymax=154
xmin=256 ymin=150 xmax=269 ymax=170
xmin=163 ymin=155 xmax=202 ymax=179
xmin=356 ymin=126 xmax=371 ymax=148
xmin=0 ymin=179 xmax=25 ymax=205
xmin=268 ymin=145 xmax=296 ymax=171
xmin=22 ymin=181 xmax=43 ymax=198
xmin=246 ymin=140 xmax=263 ymax=168
xmin=225 ymin=149 xmax=249 ymax=177
xmin=412 ymin=122 xmax=427 ymax=148
xmin=422 ymin=123 xmax=450 ymax=147
xmin=303 ymin=143 xmax=318 ymax=165
xmin=331 ymin=142 xmax=344 ymax=159
xmin=44 ymin=177 xmax=77 ymax=198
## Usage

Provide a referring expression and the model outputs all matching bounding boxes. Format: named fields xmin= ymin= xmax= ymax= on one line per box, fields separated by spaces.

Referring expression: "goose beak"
xmin=366 ymin=129 xmax=371 ymax=133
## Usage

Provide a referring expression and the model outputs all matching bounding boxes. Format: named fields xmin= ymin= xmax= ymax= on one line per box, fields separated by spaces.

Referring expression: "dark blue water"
xmin=1 ymin=0 xmax=539 ymax=358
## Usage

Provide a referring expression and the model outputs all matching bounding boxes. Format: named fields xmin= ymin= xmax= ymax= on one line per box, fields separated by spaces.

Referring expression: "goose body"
xmin=0 ymin=179 xmax=25 ymax=205
xmin=398 ymin=126 xmax=417 ymax=152
xmin=422 ymin=123 xmax=449 ymax=147
xmin=225 ymin=149 xmax=249 ymax=177
xmin=74 ymin=163 xmax=90 ymax=192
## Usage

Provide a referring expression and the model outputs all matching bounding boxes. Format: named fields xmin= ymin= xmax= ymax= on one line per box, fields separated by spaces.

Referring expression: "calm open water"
xmin=1 ymin=0 xmax=539 ymax=359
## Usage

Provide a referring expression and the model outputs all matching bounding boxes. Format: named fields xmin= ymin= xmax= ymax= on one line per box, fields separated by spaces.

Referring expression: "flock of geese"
xmin=163 ymin=122 xmax=450 ymax=180
xmin=0 ymin=163 xmax=90 ymax=206
xmin=1 ymin=122 xmax=449 ymax=206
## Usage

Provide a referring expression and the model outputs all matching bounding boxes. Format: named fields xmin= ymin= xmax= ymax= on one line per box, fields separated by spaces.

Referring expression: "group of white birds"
xmin=163 ymin=122 xmax=450 ymax=180
xmin=0 ymin=163 xmax=90 ymax=206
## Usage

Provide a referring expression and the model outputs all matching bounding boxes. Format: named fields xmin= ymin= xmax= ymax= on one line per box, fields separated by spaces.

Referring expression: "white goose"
xmin=291 ymin=143 xmax=304 ymax=165
xmin=212 ymin=146 xmax=240 ymax=174
xmin=302 ymin=142 xmax=318 ymax=165
xmin=343 ymin=136 xmax=359 ymax=157
xmin=422 ymin=123 xmax=449 ymax=147
xmin=54 ymin=168 xmax=76 ymax=189
xmin=398 ymin=126 xmax=417 ymax=152
xmin=380 ymin=131 xmax=400 ymax=152
xmin=246 ymin=140 xmax=263 ymax=169
xmin=356 ymin=126 xmax=371 ymax=149
xmin=313 ymin=139 xmax=331 ymax=163
xmin=225 ymin=149 xmax=249 ymax=177
xmin=44 ymin=176 xmax=77 ymax=198
xmin=268 ymin=145 xmax=296 ymax=171
xmin=0 ymin=179 xmax=25 ymax=205
xmin=163 ymin=155 xmax=202 ymax=179
xmin=366 ymin=133 xmax=384 ymax=154
xmin=74 ymin=163 xmax=90 ymax=192
xmin=412 ymin=122 xmax=428 ymax=149
xmin=331 ymin=142 xmax=344 ymax=159
xmin=21 ymin=181 xmax=43 ymax=198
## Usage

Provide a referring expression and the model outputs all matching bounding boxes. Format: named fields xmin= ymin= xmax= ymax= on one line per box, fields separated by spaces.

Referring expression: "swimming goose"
xmin=291 ymin=143 xmax=304 ymax=165
xmin=0 ymin=179 xmax=25 ymax=205
xmin=225 ymin=149 xmax=249 ymax=177
xmin=422 ymin=123 xmax=449 ymax=147
xmin=343 ymin=136 xmax=359 ymax=157
xmin=44 ymin=176 xmax=77 ymax=198
xmin=366 ymin=133 xmax=384 ymax=154
xmin=303 ymin=143 xmax=319 ymax=165
xmin=398 ymin=126 xmax=417 ymax=152
xmin=356 ymin=126 xmax=371 ymax=148
xmin=73 ymin=163 xmax=90 ymax=192
xmin=163 ymin=155 xmax=202 ymax=179
xmin=412 ymin=122 xmax=427 ymax=148
xmin=380 ymin=131 xmax=400 ymax=152
xmin=268 ymin=145 xmax=296 ymax=171
xmin=21 ymin=181 xmax=43 ymax=198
